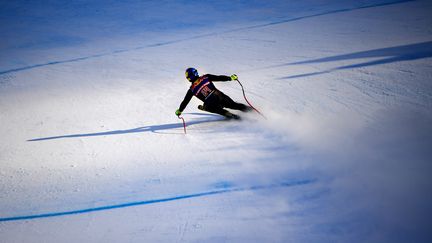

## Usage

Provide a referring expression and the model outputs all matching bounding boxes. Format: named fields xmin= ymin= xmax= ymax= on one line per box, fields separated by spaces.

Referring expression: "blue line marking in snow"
xmin=0 ymin=179 xmax=314 ymax=222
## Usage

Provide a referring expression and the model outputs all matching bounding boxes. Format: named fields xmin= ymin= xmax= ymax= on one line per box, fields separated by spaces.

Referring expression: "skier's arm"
xmin=206 ymin=74 xmax=232 ymax=82
xmin=178 ymin=90 xmax=193 ymax=112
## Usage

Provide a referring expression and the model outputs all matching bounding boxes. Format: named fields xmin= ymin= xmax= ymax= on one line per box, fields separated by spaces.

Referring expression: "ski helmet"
xmin=185 ymin=67 xmax=199 ymax=82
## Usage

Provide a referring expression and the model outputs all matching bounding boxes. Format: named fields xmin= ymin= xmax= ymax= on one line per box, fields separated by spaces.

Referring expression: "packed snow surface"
xmin=1 ymin=0 xmax=432 ymax=242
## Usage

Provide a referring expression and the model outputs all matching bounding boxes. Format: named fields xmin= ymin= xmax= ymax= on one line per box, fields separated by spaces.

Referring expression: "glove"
xmin=230 ymin=74 xmax=238 ymax=81
xmin=175 ymin=109 xmax=182 ymax=116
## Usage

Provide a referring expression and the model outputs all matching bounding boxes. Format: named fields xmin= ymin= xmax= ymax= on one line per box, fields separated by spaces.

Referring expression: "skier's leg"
xmin=200 ymin=101 xmax=240 ymax=120
xmin=219 ymin=92 xmax=251 ymax=112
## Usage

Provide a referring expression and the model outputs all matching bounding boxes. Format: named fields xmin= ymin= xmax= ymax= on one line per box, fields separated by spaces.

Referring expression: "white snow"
xmin=1 ymin=0 xmax=432 ymax=242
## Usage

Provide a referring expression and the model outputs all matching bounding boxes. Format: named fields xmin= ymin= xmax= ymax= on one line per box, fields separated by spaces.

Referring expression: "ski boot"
xmin=198 ymin=105 xmax=240 ymax=120
xmin=222 ymin=110 xmax=240 ymax=120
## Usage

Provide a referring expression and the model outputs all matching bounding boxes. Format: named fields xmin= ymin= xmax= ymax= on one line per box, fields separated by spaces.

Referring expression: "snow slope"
xmin=1 ymin=0 xmax=432 ymax=242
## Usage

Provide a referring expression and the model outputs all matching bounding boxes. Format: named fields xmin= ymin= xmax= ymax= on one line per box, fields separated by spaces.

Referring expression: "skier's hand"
xmin=175 ymin=109 xmax=182 ymax=116
xmin=230 ymin=74 xmax=238 ymax=81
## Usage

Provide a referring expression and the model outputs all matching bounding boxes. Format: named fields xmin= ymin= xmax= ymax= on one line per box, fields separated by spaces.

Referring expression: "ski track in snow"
xmin=0 ymin=0 xmax=415 ymax=76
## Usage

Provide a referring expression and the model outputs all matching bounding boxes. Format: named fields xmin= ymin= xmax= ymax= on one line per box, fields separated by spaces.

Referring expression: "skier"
xmin=175 ymin=67 xmax=251 ymax=120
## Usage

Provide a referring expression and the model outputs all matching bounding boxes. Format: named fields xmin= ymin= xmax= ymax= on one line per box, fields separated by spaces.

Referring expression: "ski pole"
xmin=237 ymin=79 xmax=266 ymax=119
xmin=178 ymin=115 xmax=187 ymax=134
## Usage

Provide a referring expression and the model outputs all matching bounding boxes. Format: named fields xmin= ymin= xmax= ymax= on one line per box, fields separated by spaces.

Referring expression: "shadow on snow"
xmin=27 ymin=113 xmax=224 ymax=142
xmin=279 ymin=41 xmax=432 ymax=79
